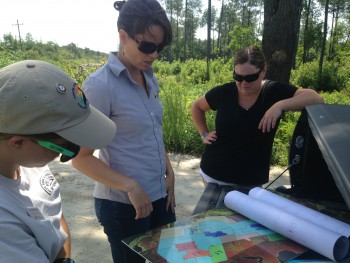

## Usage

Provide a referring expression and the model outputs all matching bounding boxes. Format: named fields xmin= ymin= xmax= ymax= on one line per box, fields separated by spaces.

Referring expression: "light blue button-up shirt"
xmin=83 ymin=52 xmax=167 ymax=204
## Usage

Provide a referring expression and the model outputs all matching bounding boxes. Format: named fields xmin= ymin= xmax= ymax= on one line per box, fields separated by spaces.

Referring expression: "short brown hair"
xmin=234 ymin=46 xmax=266 ymax=70
xmin=117 ymin=0 xmax=172 ymax=47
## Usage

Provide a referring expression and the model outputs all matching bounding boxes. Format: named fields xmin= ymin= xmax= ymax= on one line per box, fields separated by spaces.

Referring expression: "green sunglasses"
xmin=35 ymin=140 xmax=80 ymax=162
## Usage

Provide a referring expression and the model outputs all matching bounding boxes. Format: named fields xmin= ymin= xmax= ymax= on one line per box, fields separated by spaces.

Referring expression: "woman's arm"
xmin=259 ymin=88 xmax=324 ymax=132
xmin=191 ymin=95 xmax=217 ymax=144
xmin=71 ymin=148 xmax=153 ymax=219
xmin=55 ymin=214 xmax=71 ymax=259
xmin=274 ymin=88 xmax=324 ymax=112
xmin=164 ymin=150 xmax=176 ymax=213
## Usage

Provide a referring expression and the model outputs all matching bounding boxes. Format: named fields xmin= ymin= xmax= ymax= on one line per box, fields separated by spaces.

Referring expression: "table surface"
xmin=123 ymin=185 xmax=350 ymax=262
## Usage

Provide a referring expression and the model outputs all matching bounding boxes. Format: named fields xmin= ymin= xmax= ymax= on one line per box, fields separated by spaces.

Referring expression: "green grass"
xmin=1 ymin=55 xmax=350 ymax=166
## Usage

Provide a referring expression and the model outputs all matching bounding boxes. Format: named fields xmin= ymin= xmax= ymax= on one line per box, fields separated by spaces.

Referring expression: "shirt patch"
xmin=40 ymin=171 xmax=58 ymax=195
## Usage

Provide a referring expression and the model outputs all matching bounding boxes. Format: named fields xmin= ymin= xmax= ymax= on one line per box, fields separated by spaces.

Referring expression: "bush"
xmin=322 ymin=90 xmax=350 ymax=105
xmin=271 ymin=112 xmax=301 ymax=166
xmin=291 ymin=60 xmax=348 ymax=92
xmin=2 ymin=50 xmax=349 ymax=166
xmin=290 ymin=61 xmax=319 ymax=89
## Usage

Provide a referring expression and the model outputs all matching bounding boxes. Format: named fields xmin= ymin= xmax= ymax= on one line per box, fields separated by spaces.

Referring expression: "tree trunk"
xmin=184 ymin=0 xmax=188 ymax=60
xmin=207 ymin=0 xmax=211 ymax=80
xmin=176 ymin=16 xmax=180 ymax=60
xmin=191 ymin=13 xmax=194 ymax=58
xmin=167 ymin=0 xmax=173 ymax=62
xmin=328 ymin=6 xmax=335 ymax=60
xmin=302 ymin=0 xmax=311 ymax=64
xmin=329 ymin=0 xmax=340 ymax=60
xmin=217 ymin=0 xmax=224 ymax=52
xmin=319 ymin=0 xmax=329 ymax=78
xmin=262 ymin=0 xmax=303 ymax=82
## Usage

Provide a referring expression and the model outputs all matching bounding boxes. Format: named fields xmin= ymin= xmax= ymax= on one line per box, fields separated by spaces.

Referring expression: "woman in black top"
xmin=191 ymin=46 xmax=324 ymax=189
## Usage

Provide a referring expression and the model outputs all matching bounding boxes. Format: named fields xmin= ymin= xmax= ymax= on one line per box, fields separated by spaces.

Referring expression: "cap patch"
xmin=56 ymin=83 xmax=67 ymax=94
xmin=72 ymin=83 xmax=89 ymax=109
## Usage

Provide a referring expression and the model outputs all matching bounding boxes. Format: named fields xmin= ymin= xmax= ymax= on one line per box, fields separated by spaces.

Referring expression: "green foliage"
xmin=160 ymin=82 xmax=201 ymax=154
xmin=209 ymin=58 xmax=233 ymax=84
xmin=271 ymin=112 xmax=301 ymax=166
xmin=228 ymin=25 xmax=259 ymax=55
xmin=290 ymin=60 xmax=348 ymax=92
xmin=0 ymin=50 xmax=24 ymax=68
xmin=337 ymin=50 xmax=350 ymax=89
xmin=2 ymin=36 xmax=350 ymax=167
xmin=322 ymin=90 xmax=350 ymax=105
xmin=290 ymin=61 xmax=319 ymax=88
xmin=180 ymin=59 xmax=207 ymax=85
xmin=156 ymin=59 xmax=215 ymax=156
xmin=0 ymin=33 xmax=107 ymax=86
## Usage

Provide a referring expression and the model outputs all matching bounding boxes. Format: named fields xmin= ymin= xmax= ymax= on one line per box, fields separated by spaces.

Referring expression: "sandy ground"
xmin=51 ymin=153 xmax=290 ymax=263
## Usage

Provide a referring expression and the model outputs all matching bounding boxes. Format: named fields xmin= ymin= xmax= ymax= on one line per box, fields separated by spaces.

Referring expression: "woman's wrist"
xmin=201 ymin=131 xmax=208 ymax=140
xmin=126 ymin=183 xmax=136 ymax=193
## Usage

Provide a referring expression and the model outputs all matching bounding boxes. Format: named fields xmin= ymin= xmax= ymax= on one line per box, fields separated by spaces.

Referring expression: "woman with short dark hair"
xmin=72 ymin=1 xmax=176 ymax=262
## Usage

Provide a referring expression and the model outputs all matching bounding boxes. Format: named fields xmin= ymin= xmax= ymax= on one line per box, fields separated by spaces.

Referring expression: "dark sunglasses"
xmin=132 ymin=38 xmax=164 ymax=54
xmin=233 ymin=69 xmax=262 ymax=83
xmin=34 ymin=140 xmax=80 ymax=163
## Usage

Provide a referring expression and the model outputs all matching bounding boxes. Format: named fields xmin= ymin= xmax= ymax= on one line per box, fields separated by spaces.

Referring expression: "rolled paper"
xmin=224 ymin=190 xmax=349 ymax=261
xmin=249 ymin=187 xmax=350 ymax=238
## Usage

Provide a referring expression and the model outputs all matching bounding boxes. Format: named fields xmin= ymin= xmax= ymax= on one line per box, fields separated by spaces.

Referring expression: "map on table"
xmin=122 ymin=208 xmax=309 ymax=263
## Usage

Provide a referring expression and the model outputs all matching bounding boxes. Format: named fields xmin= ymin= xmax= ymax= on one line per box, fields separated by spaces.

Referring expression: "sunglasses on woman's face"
xmin=132 ymin=38 xmax=164 ymax=54
xmin=34 ymin=139 xmax=80 ymax=163
xmin=233 ymin=69 xmax=262 ymax=83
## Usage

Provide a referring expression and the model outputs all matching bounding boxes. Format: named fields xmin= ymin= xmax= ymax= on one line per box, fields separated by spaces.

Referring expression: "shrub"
xmin=2 ymin=51 xmax=349 ymax=166
xmin=291 ymin=60 xmax=348 ymax=92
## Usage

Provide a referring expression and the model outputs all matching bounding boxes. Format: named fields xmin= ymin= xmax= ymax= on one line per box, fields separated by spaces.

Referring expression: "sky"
xmin=1 ymin=0 xmax=120 ymax=53
xmin=1 ymin=0 xmax=215 ymax=54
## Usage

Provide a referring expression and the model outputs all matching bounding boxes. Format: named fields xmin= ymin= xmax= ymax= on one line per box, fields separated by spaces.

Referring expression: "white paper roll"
xmin=224 ymin=190 xmax=349 ymax=261
xmin=249 ymin=187 xmax=350 ymax=238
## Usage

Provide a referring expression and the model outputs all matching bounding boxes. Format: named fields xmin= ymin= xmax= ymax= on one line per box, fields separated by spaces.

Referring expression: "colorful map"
xmin=122 ymin=208 xmax=308 ymax=263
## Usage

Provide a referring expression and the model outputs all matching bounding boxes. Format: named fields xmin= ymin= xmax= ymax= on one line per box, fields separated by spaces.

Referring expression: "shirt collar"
xmin=107 ymin=52 xmax=154 ymax=79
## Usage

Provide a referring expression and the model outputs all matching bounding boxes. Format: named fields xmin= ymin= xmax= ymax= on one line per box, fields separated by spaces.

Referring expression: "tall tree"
xmin=218 ymin=1 xmax=240 ymax=59
xmin=319 ymin=0 xmax=329 ymax=77
xmin=164 ymin=0 xmax=175 ymax=61
xmin=184 ymin=0 xmax=189 ymax=60
xmin=302 ymin=0 xmax=312 ymax=63
xmin=262 ymin=0 xmax=303 ymax=82
xmin=207 ymin=0 xmax=212 ymax=80
xmin=217 ymin=0 xmax=225 ymax=52
xmin=190 ymin=0 xmax=202 ymax=58
xmin=167 ymin=0 xmax=184 ymax=60
xmin=328 ymin=0 xmax=346 ymax=60
xmin=183 ymin=0 xmax=202 ymax=59
xmin=299 ymin=0 xmax=323 ymax=64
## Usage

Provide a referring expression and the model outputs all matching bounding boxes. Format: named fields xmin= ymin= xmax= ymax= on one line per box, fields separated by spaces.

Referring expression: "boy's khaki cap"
xmin=0 ymin=60 xmax=116 ymax=149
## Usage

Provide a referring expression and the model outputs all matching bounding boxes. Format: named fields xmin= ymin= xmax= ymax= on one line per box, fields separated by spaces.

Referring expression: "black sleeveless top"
xmin=200 ymin=80 xmax=297 ymax=185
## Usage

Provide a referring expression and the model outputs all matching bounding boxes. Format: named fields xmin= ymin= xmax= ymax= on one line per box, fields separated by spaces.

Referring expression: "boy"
xmin=0 ymin=60 xmax=116 ymax=262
